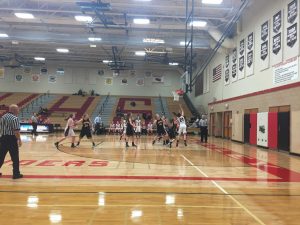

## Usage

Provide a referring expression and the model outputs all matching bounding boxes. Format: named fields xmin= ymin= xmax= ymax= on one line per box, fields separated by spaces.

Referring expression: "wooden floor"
xmin=1 ymin=134 xmax=300 ymax=224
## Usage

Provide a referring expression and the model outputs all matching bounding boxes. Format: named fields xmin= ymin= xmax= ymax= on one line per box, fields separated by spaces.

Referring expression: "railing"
xmin=99 ymin=92 xmax=110 ymax=114
xmin=183 ymin=93 xmax=199 ymax=117
xmin=158 ymin=95 xmax=165 ymax=116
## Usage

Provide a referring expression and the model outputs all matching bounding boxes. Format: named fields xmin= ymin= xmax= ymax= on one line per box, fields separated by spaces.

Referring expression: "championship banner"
xmin=31 ymin=74 xmax=40 ymax=82
xmin=259 ymin=20 xmax=270 ymax=71
xmin=246 ymin=32 xmax=254 ymax=77
xmin=224 ymin=54 xmax=230 ymax=86
xmin=104 ymin=77 xmax=113 ymax=85
xmin=48 ymin=75 xmax=57 ymax=83
xmin=285 ymin=0 xmax=298 ymax=58
xmin=15 ymin=74 xmax=23 ymax=82
xmin=238 ymin=38 xmax=245 ymax=80
xmin=271 ymin=10 xmax=283 ymax=65
xmin=231 ymin=48 xmax=238 ymax=82
xmin=136 ymin=78 xmax=144 ymax=86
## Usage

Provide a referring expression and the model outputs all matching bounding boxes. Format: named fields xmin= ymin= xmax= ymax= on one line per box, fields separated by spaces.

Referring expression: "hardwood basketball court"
xmin=1 ymin=134 xmax=300 ymax=225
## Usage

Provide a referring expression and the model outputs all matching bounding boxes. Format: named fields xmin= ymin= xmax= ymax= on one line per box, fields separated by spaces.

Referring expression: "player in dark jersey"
xmin=152 ymin=114 xmax=168 ymax=145
xmin=76 ymin=114 xmax=95 ymax=148
xmin=167 ymin=116 xmax=179 ymax=148
xmin=125 ymin=113 xmax=137 ymax=148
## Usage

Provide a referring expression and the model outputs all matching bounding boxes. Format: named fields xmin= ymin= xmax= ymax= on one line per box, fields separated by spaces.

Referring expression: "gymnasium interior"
xmin=0 ymin=0 xmax=300 ymax=224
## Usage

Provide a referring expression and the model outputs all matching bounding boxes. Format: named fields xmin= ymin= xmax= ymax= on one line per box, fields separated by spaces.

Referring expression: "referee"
xmin=199 ymin=115 xmax=208 ymax=143
xmin=0 ymin=104 xmax=23 ymax=179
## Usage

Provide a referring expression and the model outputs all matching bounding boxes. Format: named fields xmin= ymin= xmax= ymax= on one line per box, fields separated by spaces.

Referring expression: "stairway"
xmin=97 ymin=96 xmax=118 ymax=126
xmin=91 ymin=97 xmax=108 ymax=121
xmin=152 ymin=97 xmax=171 ymax=119
xmin=19 ymin=94 xmax=57 ymax=120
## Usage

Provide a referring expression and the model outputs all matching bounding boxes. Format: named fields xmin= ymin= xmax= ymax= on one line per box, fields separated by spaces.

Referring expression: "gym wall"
xmin=0 ymin=64 xmax=181 ymax=97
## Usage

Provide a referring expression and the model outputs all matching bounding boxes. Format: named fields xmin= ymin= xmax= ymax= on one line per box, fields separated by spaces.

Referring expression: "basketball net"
xmin=172 ymin=91 xmax=180 ymax=102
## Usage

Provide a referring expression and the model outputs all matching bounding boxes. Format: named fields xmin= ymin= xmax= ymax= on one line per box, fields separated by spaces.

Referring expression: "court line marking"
xmin=181 ymin=154 xmax=267 ymax=225
xmin=0 ymin=203 xmax=242 ymax=209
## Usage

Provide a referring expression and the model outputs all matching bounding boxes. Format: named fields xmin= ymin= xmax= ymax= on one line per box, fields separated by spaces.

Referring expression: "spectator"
xmin=94 ymin=114 xmax=102 ymax=135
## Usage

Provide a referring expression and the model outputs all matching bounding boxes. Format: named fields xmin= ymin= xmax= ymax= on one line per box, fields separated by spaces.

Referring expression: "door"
xmin=249 ymin=113 xmax=257 ymax=145
xmin=210 ymin=113 xmax=215 ymax=136
xmin=278 ymin=112 xmax=290 ymax=151
xmin=244 ymin=114 xmax=250 ymax=143
xmin=223 ymin=111 xmax=232 ymax=139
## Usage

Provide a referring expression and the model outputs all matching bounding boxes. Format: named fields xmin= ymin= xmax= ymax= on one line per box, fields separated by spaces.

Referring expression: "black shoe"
xmin=76 ymin=142 xmax=80 ymax=146
xmin=132 ymin=143 xmax=137 ymax=147
xmin=54 ymin=142 xmax=59 ymax=148
xmin=71 ymin=143 xmax=75 ymax=148
xmin=169 ymin=142 xmax=172 ymax=148
xmin=184 ymin=141 xmax=187 ymax=146
xmin=152 ymin=140 xmax=155 ymax=145
xmin=13 ymin=174 xmax=23 ymax=179
xmin=92 ymin=142 xmax=96 ymax=147
xmin=126 ymin=144 xmax=130 ymax=147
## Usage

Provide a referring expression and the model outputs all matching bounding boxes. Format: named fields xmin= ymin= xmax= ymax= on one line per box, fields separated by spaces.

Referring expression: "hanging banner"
xmin=238 ymin=39 xmax=245 ymax=80
xmin=273 ymin=56 xmax=298 ymax=85
xmin=48 ymin=75 xmax=57 ymax=83
xmin=259 ymin=20 xmax=270 ymax=71
xmin=224 ymin=54 xmax=230 ymax=86
xmin=257 ymin=112 xmax=269 ymax=147
xmin=231 ymin=48 xmax=238 ymax=82
xmin=271 ymin=10 xmax=283 ymax=66
xmin=285 ymin=0 xmax=299 ymax=58
xmin=136 ymin=78 xmax=144 ymax=86
xmin=15 ymin=74 xmax=23 ymax=82
xmin=31 ymin=74 xmax=40 ymax=82
xmin=246 ymin=32 xmax=254 ymax=77
xmin=104 ymin=77 xmax=113 ymax=85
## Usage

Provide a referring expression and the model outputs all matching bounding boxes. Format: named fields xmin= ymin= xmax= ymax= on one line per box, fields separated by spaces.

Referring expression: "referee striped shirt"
xmin=0 ymin=112 xmax=20 ymax=136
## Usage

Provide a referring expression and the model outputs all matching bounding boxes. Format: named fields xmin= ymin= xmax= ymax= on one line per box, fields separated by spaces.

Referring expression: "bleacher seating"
xmin=0 ymin=92 xmax=40 ymax=116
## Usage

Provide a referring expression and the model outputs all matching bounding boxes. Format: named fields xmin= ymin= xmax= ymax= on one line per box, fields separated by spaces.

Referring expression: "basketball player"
xmin=125 ymin=113 xmax=137 ymax=147
xmin=115 ymin=120 xmax=121 ymax=134
xmin=119 ymin=116 xmax=127 ymax=141
xmin=108 ymin=121 xmax=115 ymax=134
xmin=167 ymin=116 xmax=179 ymax=148
xmin=55 ymin=113 xmax=76 ymax=148
xmin=76 ymin=114 xmax=95 ymax=148
xmin=176 ymin=104 xmax=187 ymax=147
xmin=135 ymin=115 xmax=142 ymax=138
xmin=141 ymin=120 xmax=147 ymax=135
xmin=152 ymin=114 xmax=168 ymax=145
xmin=147 ymin=121 xmax=153 ymax=135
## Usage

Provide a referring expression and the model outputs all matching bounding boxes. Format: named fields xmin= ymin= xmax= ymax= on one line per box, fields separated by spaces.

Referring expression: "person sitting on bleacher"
xmin=147 ymin=121 xmax=153 ymax=135
xmin=108 ymin=122 xmax=115 ymax=134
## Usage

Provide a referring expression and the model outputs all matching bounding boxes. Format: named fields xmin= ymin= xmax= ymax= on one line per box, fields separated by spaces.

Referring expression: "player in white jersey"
xmin=120 ymin=117 xmax=127 ymax=140
xmin=176 ymin=104 xmax=187 ymax=147
xmin=147 ymin=122 xmax=153 ymax=135
xmin=135 ymin=116 xmax=142 ymax=138
xmin=115 ymin=121 xmax=121 ymax=134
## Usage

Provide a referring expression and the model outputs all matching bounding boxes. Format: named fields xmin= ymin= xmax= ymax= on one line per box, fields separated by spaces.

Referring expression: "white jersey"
xmin=135 ymin=119 xmax=141 ymax=127
xmin=178 ymin=116 xmax=186 ymax=126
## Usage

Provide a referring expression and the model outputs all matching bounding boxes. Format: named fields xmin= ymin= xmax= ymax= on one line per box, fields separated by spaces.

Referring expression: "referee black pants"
xmin=200 ymin=126 xmax=208 ymax=143
xmin=0 ymin=135 xmax=20 ymax=175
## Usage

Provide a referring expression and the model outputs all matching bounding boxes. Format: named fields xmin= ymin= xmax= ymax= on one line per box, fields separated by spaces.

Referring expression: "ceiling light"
xmin=135 ymin=0 xmax=152 ymax=1
xmin=133 ymin=18 xmax=150 ymax=25
xmin=34 ymin=57 xmax=45 ymax=61
xmin=0 ymin=33 xmax=8 ymax=38
xmin=75 ymin=15 xmax=93 ymax=23
xmin=169 ymin=62 xmax=179 ymax=66
xmin=135 ymin=51 xmax=146 ymax=56
xmin=56 ymin=48 xmax=69 ymax=53
xmin=143 ymin=38 xmax=165 ymax=44
xmin=12 ymin=40 xmax=19 ymax=44
xmin=90 ymin=44 xmax=97 ymax=48
xmin=202 ymin=0 xmax=223 ymax=4
xmin=189 ymin=20 xmax=207 ymax=27
xmin=88 ymin=37 xmax=102 ymax=42
xmin=103 ymin=60 xmax=112 ymax=64
xmin=15 ymin=13 xmax=35 ymax=19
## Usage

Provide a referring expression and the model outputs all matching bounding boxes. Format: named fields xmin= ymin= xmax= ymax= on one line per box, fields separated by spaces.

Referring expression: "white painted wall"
xmin=190 ymin=0 xmax=299 ymax=111
xmin=0 ymin=64 xmax=181 ymax=97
